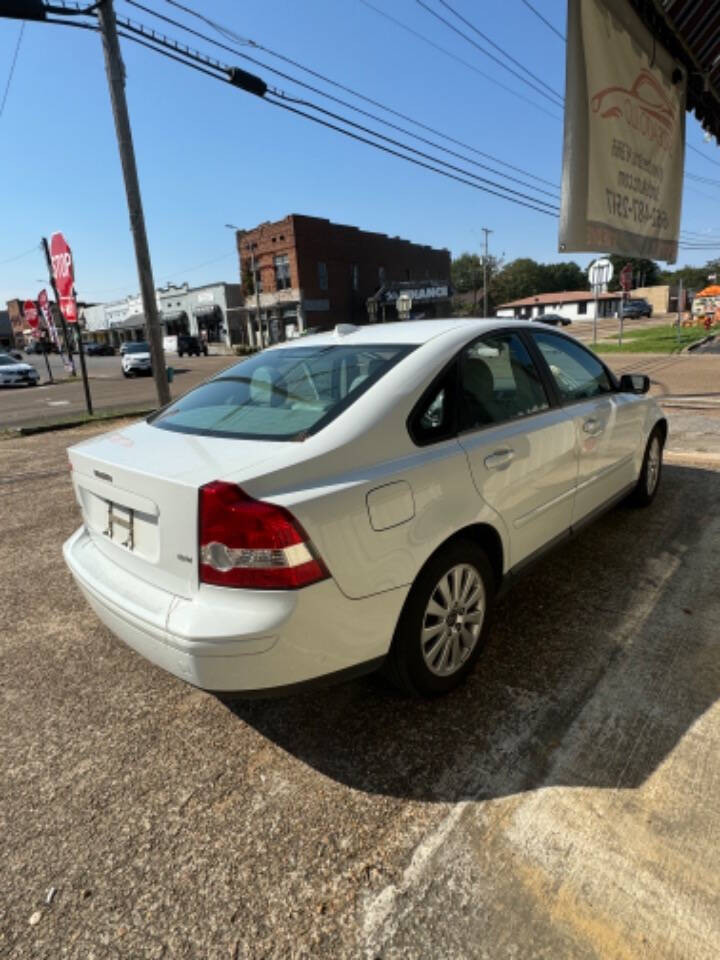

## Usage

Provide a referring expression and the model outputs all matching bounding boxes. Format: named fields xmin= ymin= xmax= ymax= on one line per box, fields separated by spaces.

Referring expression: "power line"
xmin=416 ymin=0 xmax=564 ymax=108
xmin=106 ymin=16 xmax=560 ymax=217
xmin=358 ymin=0 xmax=561 ymax=124
xmin=686 ymin=171 xmax=720 ymax=188
xmin=136 ymin=0 xmax=563 ymax=192
xmin=0 ymin=22 xmax=25 ymax=121
xmin=270 ymin=89 xmax=558 ymax=211
xmin=687 ymin=143 xmax=720 ymax=168
xmin=120 ymin=9 xmax=562 ymax=204
xmin=518 ymin=0 xmax=566 ymax=41
xmin=431 ymin=0 xmax=563 ymax=101
xmin=0 ymin=242 xmax=40 ymax=266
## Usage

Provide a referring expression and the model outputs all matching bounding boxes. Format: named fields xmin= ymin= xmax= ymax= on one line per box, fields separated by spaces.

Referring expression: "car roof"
xmin=273 ymin=318 xmax=531 ymax=348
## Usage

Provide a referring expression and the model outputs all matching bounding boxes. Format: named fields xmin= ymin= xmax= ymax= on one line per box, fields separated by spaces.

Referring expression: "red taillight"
xmin=198 ymin=481 xmax=329 ymax=589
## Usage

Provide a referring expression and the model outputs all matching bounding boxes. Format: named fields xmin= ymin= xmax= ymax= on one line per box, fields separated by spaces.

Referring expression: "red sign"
xmin=61 ymin=296 xmax=78 ymax=324
xmin=50 ymin=232 xmax=74 ymax=299
xmin=37 ymin=288 xmax=60 ymax=348
xmin=24 ymin=299 xmax=39 ymax=329
xmin=620 ymin=263 xmax=633 ymax=292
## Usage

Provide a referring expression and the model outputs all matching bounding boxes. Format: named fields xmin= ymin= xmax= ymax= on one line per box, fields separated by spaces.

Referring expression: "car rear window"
xmin=150 ymin=343 xmax=414 ymax=440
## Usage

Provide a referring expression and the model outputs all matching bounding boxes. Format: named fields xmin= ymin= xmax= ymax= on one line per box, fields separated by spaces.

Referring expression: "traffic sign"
xmin=23 ymin=299 xmax=39 ymax=329
xmin=588 ymin=257 xmax=613 ymax=290
xmin=50 ymin=232 xmax=74 ymax=299
xmin=396 ymin=293 xmax=412 ymax=317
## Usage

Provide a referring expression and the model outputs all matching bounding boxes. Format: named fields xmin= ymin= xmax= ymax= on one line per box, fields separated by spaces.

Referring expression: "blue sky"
xmin=1 ymin=0 xmax=719 ymax=305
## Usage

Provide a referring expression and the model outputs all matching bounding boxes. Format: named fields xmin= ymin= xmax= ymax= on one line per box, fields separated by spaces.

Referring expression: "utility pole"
xmin=481 ymin=227 xmax=493 ymax=317
xmin=96 ymin=0 xmax=170 ymax=407
xmin=250 ymin=249 xmax=264 ymax=347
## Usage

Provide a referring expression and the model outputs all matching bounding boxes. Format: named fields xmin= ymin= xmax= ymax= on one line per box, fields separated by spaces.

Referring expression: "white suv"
xmin=121 ymin=341 xmax=152 ymax=377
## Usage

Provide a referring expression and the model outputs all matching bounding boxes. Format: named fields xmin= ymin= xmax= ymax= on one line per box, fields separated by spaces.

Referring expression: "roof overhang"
xmin=630 ymin=0 xmax=720 ymax=142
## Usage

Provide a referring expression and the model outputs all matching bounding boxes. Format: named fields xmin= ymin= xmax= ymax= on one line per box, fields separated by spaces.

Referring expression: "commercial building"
xmin=83 ymin=281 xmax=244 ymax=351
xmin=0 ymin=310 xmax=12 ymax=349
xmin=496 ymin=290 xmax=623 ymax=322
xmin=233 ymin=214 xmax=451 ymax=341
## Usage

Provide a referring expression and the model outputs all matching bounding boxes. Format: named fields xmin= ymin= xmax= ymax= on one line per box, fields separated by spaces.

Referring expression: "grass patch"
xmin=592 ymin=324 xmax=717 ymax=354
xmin=0 ymin=405 xmax=156 ymax=438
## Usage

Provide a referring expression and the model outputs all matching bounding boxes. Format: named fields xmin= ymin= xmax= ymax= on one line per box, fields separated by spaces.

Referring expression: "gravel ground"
xmin=2 ymin=422 xmax=720 ymax=959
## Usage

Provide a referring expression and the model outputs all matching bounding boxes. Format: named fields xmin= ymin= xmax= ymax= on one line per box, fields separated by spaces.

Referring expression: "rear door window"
xmin=150 ymin=344 xmax=413 ymax=440
xmin=458 ymin=332 xmax=550 ymax=431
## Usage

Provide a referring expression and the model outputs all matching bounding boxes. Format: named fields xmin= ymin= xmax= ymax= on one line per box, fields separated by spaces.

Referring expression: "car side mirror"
xmin=619 ymin=373 xmax=650 ymax=394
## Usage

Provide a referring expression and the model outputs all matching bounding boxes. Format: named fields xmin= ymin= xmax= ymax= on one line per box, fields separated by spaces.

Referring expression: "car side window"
xmin=410 ymin=367 xmax=457 ymax=445
xmin=532 ymin=332 xmax=613 ymax=402
xmin=458 ymin=332 xmax=549 ymax=431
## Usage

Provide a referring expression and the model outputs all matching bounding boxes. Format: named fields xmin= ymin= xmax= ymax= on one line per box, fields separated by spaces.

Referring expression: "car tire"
xmin=382 ymin=538 xmax=495 ymax=697
xmin=629 ymin=427 xmax=664 ymax=507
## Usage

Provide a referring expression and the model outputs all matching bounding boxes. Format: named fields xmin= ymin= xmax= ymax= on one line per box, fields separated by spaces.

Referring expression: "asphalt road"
xmin=2 ymin=423 xmax=720 ymax=958
xmin=0 ymin=354 xmax=237 ymax=428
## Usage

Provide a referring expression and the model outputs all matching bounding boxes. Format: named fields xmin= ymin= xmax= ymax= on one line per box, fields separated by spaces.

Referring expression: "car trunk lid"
xmin=68 ymin=420 xmax=288 ymax=598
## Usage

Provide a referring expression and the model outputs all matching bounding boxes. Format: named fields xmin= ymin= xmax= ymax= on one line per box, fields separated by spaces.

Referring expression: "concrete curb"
xmin=685 ymin=334 xmax=716 ymax=353
xmin=1 ymin=408 xmax=155 ymax=438
xmin=664 ymin=449 xmax=720 ymax=468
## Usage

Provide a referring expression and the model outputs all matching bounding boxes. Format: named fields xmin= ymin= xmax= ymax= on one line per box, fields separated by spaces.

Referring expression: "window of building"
xmin=577 ymin=300 xmax=587 ymax=315
xmin=318 ymin=261 xmax=328 ymax=291
xmin=378 ymin=266 xmax=386 ymax=285
xmin=274 ymin=254 xmax=291 ymax=290
xmin=459 ymin=333 xmax=549 ymax=431
xmin=352 ymin=264 xmax=359 ymax=292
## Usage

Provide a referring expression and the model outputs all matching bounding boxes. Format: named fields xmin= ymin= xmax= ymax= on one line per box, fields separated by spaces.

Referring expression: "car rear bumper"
xmin=63 ymin=526 xmax=405 ymax=693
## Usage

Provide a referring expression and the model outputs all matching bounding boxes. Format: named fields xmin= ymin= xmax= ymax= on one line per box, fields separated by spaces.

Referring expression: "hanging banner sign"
xmin=24 ymin=300 xmax=39 ymax=330
xmin=61 ymin=295 xmax=78 ymax=324
xmin=38 ymin=288 xmax=60 ymax=349
xmin=559 ymin=0 xmax=686 ymax=263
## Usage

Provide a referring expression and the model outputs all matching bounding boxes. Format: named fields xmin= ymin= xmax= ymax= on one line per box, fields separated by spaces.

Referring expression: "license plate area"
xmin=104 ymin=501 xmax=135 ymax=550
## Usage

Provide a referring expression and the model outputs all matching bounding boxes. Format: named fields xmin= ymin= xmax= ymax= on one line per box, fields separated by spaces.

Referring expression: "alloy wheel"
xmin=421 ymin=563 xmax=485 ymax=677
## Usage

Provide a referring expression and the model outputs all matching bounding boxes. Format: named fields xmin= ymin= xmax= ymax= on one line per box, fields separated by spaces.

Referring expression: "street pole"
xmin=593 ymin=287 xmax=598 ymax=344
xmin=251 ymin=250 xmax=263 ymax=347
xmin=42 ymin=236 xmax=75 ymax=376
xmin=74 ymin=287 xmax=93 ymax=415
xmin=677 ymin=277 xmax=683 ymax=347
xmin=481 ymin=226 xmax=493 ymax=317
xmin=96 ymin=0 xmax=170 ymax=407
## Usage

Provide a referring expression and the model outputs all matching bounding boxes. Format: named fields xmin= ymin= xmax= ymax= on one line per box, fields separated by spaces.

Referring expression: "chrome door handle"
xmin=583 ymin=418 xmax=604 ymax=436
xmin=484 ymin=449 xmax=515 ymax=469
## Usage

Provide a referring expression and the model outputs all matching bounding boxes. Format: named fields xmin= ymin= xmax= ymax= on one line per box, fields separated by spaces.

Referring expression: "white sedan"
xmin=63 ymin=320 xmax=666 ymax=697
xmin=0 ymin=353 xmax=40 ymax=386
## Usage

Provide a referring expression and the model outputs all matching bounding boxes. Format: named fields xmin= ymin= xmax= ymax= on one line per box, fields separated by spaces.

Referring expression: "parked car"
xmin=121 ymin=340 xmax=152 ymax=376
xmin=64 ymin=319 xmax=666 ymax=698
xmin=532 ymin=313 xmax=572 ymax=327
xmin=0 ymin=352 xmax=39 ymax=386
xmin=8 ymin=349 xmax=24 ymax=361
xmin=622 ymin=298 xmax=653 ymax=319
xmin=84 ymin=342 xmax=115 ymax=356
xmin=177 ymin=334 xmax=208 ymax=357
xmin=25 ymin=339 xmax=57 ymax=354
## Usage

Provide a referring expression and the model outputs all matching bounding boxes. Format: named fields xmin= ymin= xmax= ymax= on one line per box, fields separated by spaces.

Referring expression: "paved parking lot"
xmin=2 ymin=420 xmax=720 ymax=959
xmin=0 ymin=354 xmax=235 ymax=429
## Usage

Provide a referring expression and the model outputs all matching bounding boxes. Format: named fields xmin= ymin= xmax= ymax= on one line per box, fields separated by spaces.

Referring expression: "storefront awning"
xmin=109 ymin=312 xmax=145 ymax=329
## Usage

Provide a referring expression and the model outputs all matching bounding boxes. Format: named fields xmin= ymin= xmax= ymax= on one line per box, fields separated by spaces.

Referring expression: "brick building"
xmin=234 ymin=214 xmax=451 ymax=342
xmin=6 ymin=299 xmax=25 ymax=347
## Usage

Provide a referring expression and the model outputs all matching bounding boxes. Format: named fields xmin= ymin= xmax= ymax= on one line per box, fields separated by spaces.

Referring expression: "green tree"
xmin=660 ymin=260 xmax=720 ymax=294
xmin=451 ymin=252 xmax=483 ymax=294
xmin=490 ymin=258 xmax=543 ymax=306
xmin=539 ymin=261 xmax=588 ymax=293
xmin=606 ymin=255 xmax=659 ymax=291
